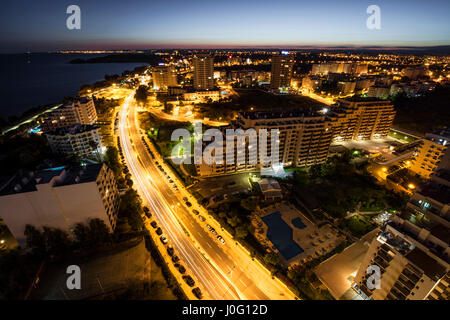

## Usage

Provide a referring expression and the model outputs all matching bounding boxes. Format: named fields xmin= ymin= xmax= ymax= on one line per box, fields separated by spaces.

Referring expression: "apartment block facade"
xmin=46 ymin=124 xmax=103 ymax=160
xmin=152 ymin=65 xmax=178 ymax=90
xmin=410 ymin=128 xmax=450 ymax=179
xmin=270 ymin=53 xmax=294 ymax=91
xmin=193 ymin=54 xmax=214 ymax=90
xmin=42 ymin=97 xmax=97 ymax=132
xmin=353 ymin=171 xmax=449 ymax=300
xmin=329 ymin=97 xmax=396 ymax=141
xmin=195 ymin=110 xmax=333 ymax=176
xmin=0 ymin=163 xmax=119 ymax=245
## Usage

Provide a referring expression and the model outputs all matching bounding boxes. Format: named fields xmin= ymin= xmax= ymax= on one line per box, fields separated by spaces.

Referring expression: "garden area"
xmin=288 ymin=152 xmax=409 ymax=219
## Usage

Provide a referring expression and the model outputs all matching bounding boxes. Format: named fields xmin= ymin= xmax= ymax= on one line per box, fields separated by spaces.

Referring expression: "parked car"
xmin=185 ymin=201 xmax=192 ymax=207
xmin=150 ymin=221 xmax=158 ymax=228
xmin=183 ymin=275 xmax=195 ymax=287
xmin=206 ymin=224 xmax=212 ymax=231
xmin=183 ymin=197 xmax=188 ymax=202
xmin=160 ymin=235 xmax=168 ymax=245
xmin=192 ymin=287 xmax=203 ymax=299
xmin=217 ymin=236 xmax=225 ymax=245
xmin=178 ymin=264 xmax=186 ymax=274
xmin=167 ymin=246 xmax=174 ymax=256
xmin=198 ymin=215 xmax=205 ymax=222
xmin=172 ymin=255 xmax=180 ymax=263
xmin=192 ymin=209 xmax=199 ymax=215
xmin=156 ymin=227 xmax=163 ymax=235
xmin=143 ymin=206 xmax=151 ymax=219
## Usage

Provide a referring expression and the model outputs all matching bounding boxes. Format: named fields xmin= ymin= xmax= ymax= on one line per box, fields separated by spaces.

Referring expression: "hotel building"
xmin=270 ymin=53 xmax=294 ymax=92
xmin=329 ymin=97 xmax=396 ymax=141
xmin=42 ymin=97 xmax=97 ymax=133
xmin=0 ymin=163 xmax=119 ymax=245
xmin=46 ymin=124 xmax=103 ymax=160
xmin=410 ymin=128 xmax=450 ymax=179
xmin=193 ymin=54 xmax=214 ymax=90
xmin=152 ymin=64 xmax=178 ymax=90
xmin=195 ymin=110 xmax=333 ymax=176
xmin=353 ymin=171 xmax=449 ymax=300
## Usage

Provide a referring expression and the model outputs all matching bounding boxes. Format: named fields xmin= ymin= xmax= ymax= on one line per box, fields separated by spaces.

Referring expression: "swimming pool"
xmin=262 ymin=211 xmax=304 ymax=260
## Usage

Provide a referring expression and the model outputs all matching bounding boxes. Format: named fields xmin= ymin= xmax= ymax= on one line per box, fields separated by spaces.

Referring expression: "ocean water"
xmin=0 ymin=53 xmax=147 ymax=119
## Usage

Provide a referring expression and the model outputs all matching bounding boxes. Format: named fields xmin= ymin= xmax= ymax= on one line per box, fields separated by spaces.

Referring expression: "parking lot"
xmin=190 ymin=172 xmax=253 ymax=201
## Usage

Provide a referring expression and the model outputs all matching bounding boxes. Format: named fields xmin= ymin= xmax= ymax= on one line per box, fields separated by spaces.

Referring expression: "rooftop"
xmin=239 ymin=109 xmax=322 ymax=120
xmin=338 ymin=96 xmax=391 ymax=103
xmin=0 ymin=163 xmax=103 ymax=196
xmin=405 ymin=248 xmax=447 ymax=281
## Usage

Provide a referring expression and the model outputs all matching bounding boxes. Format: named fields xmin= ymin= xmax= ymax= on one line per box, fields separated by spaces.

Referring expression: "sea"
xmin=0 ymin=53 xmax=148 ymax=119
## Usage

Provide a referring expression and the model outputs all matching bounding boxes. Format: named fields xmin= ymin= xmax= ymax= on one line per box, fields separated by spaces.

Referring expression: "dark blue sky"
xmin=1 ymin=0 xmax=449 ymax=53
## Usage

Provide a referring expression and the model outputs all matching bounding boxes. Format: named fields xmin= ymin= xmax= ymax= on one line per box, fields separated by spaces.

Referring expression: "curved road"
xmin=119 ymin=91 xmax=296 ymax=300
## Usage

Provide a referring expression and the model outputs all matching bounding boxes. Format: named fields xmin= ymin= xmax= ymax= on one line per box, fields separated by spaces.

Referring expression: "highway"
xmin=118 ymin=90 xmax=297 ymax=300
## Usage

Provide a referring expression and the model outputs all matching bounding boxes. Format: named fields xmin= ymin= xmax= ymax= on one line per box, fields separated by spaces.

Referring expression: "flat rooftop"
xmin=239 ymin=109 xmax=322 ymax=120
xmin=0 ymin=163 xmax=103 ymax=196
xmin=405 ymin=248 xmax=447 ymax=281
xmin=338 ymin=96 xmax=391 ymax=103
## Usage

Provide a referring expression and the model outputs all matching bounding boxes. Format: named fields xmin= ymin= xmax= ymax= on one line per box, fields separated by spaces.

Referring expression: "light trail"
xmin=119 ymin=92 xmax=241 ymax=299
xmin=118 ymin=88 xmax=297 ymax=301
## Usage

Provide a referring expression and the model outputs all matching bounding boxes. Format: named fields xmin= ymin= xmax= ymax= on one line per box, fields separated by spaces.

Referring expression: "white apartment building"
xmin=195 ymin=110 xmax=333 ymax=176
xmin=46 ymin=124 xmax=103 ymax=160
xmin=0 ymin=163 xmax=119 ymax=246
xmin=353 ymin=171 xmax=449 ymax=300
xmin=329 ymin=97 xmax=396 ymax=141
xmin=410 ymin=128 xmax=450 ymax=179
xmin=152 ymin=64 xmax=178 ymax=90
xmin=42 ymin=97 xmax=97 ymax=132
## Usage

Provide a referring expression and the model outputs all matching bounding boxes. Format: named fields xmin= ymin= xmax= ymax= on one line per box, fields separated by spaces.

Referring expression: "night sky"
xmin=1 ymin=0 xmax=449 ymax=53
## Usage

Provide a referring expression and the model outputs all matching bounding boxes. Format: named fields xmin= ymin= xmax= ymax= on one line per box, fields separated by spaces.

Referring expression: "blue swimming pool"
xmin=292 ymin=217 xmax=307 ymax=229
xmin=262 ymin=212 xmax=304 ymax=260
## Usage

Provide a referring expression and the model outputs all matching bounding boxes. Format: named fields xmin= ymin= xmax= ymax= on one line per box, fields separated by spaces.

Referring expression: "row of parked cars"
xmin=148 ymin=213 xmax=203 ymax=299
xmin=140 ymin=136 xmax=155 ymax=159
xmin=185 ymin=197 xmax=225 ymax=245
xmin=206 ymin=224 xmax=226 ymax=245
xmin=155 ymin=161 xmax=178 ymax=192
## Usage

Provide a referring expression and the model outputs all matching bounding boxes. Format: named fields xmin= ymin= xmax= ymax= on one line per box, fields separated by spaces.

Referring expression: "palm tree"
xmin=88 ymin=139 xmax=101 ymax=161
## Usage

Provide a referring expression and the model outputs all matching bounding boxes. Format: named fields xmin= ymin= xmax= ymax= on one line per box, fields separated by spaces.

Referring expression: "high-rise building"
xmin=0 ymin=163 xmax=120 ymax=245
xmin=329 ymin=97 xmax=396 ymax=141
xmin=195 ymin=110 xmax=332 ymax=176
xmin=410 ymin=128 xmax=450 ymax=179
xmin=42 ymin=97 xmax=97 ymax=133
xmin=152 ymin=64 xmax=178 ymax=90
xmin=353 ymin=171 xmax=450 ymax=300
xmin=270 ymin=52 xmax=294 ymax=91
xmin=46 ymin=124 xmax=103 ymax=160
xmin=193 ymin=54 xmax=214 ymax=90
